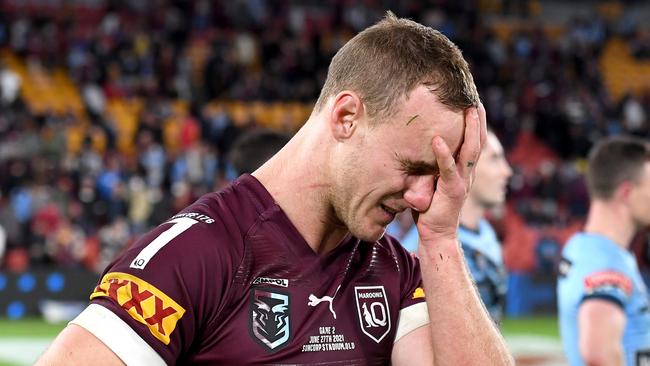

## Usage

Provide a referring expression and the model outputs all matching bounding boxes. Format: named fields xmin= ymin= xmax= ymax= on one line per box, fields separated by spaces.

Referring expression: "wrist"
xmin=418 ymin=236 xmax=463 ymax=260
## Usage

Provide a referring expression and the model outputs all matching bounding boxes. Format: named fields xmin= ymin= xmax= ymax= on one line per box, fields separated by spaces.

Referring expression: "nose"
xmin=502 ymin=160 xmax=513 ymax=178
xmin=403 ymin=175 xmax=435 ymax=212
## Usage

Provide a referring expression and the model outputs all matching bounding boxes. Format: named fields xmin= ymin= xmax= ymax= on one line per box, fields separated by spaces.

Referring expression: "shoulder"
xmin=187 ymin=175 xmax=276 ymax=236
xmin=479 ymin=219 xmax=499 ymax=241
xmin=563 ymin=233 xmax=628 ymax=272
xmin=105 ymin=176 xmax=282 ymax=283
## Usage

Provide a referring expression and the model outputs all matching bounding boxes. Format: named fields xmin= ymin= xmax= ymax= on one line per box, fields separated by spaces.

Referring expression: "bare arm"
xmin=418 ymin=237 xmax=511 ymax=364
xmin=35 ymin=304 xmax=165 ymax=365
xmin=392 ymin=325 xmax=434 ymax=366
xmin=35 ymin=324 xmax=125 ymax=366
xmin=393 ymin=104 xmax=513 ymax=365
xmin=578 ymin=299 xmax=626 ymax=366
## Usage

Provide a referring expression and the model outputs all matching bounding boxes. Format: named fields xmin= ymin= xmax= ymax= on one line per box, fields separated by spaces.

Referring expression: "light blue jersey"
xmin=459 ymin=219 xmax=507 ymax=324
xmin=558 ymin=233 xmax=650 ymax=366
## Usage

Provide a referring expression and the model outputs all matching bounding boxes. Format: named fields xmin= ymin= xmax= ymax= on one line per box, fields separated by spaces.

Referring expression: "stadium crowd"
xmin=0 ymin=0 xmax=649 ymax=282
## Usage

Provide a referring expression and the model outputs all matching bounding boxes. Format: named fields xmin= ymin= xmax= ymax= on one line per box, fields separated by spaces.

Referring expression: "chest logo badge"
xmin=354 ymin=285 xmax=391 ymax=343
xmin=249 ymin=288 xmax=291 ymax=351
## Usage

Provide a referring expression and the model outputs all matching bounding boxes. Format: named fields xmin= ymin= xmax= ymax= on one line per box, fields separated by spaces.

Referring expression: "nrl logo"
xmin=249 ymin=288 xmax=291 ymax=351
xmin=354 ymin=285 xmax=391 ymax=343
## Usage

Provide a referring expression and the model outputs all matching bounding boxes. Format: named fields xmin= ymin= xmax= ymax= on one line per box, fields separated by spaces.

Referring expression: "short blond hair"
xmin=314 ymin=12 xmax=480 ymax=120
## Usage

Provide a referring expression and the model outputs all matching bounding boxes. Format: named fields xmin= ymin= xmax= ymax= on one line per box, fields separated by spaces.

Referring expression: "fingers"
xmin=432 ymin=136 xmax=457 ymax=181
xmin=477 ymin=102 xmax=487 ymax=150
xmin=430 ymin=104 xmax=486 ymax=194
xmin=457 ymin=106 xmax=482 ymax=179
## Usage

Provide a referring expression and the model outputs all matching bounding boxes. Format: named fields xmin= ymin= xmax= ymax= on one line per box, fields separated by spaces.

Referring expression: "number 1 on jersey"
xmin=130 ymin=217 xmax=198 ymax=269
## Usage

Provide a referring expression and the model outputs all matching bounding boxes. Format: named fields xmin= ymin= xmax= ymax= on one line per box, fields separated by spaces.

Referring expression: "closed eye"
xmin=395 ymin=153 xmax=439 ymax=176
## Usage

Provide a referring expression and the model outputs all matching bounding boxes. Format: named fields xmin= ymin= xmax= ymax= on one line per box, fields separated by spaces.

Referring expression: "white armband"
xmin=70 ymin=304 xmax=166 ymax=366
xmin=394 ymin=302 xmax=430 ymax=342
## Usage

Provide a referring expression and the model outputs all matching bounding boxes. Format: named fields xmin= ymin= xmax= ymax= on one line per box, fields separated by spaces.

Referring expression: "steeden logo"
xmin=90 ymin=272 xmax=185 ymax=345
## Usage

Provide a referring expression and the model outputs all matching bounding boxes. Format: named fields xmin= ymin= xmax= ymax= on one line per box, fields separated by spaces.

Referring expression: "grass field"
xmin=0 ymin=318 xmax=64 ymax=366
xmin=502 ymin=315 xmax=559 ymax=338
xmin=0 ymin=316 xmax=564 ymax=366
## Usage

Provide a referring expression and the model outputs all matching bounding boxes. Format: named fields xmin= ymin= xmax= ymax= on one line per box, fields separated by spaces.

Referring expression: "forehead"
xmin=390 ymin=85 xmax=465 ymax=156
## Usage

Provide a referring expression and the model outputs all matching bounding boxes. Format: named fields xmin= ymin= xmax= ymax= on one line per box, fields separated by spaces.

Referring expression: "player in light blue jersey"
xmin=459 ymin=218 xmax=508 ymax=323
xmin=458 ymin=130 xmax=512 ymax=324
xmin=558 ymin=136 xmax=650 ymax=366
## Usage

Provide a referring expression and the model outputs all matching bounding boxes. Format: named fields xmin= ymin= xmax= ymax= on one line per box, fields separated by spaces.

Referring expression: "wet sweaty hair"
xmin=586 ymin=136 xmax=650 ymax=200
xmin=314 ymin=11 xmax=480 ymax=121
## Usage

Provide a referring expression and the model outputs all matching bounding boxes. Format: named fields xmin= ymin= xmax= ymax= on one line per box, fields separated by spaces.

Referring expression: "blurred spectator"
xmin=96 ymin=216 xmax=130 ymax=272
xmin=0 ymin=62 xmax=20 ymax=106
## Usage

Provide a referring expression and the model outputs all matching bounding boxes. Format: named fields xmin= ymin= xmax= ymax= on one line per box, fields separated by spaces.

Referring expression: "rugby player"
xmin=558 ymin=136 xmax=650 ymax=366
xmin=38 ymin=13 xmax=513 ymax=365
xmin=457 ymin=130 xmax=512 ymax=324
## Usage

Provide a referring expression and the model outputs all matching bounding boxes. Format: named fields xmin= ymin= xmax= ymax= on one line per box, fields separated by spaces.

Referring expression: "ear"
xmin=615 ymin=181 xmax=633 ymax=203
xmin=329 ymin=91 xmax=364 ymax=141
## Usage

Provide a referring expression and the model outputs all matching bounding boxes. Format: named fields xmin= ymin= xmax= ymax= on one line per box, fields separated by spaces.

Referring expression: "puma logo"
xmin=307 ymin=285 xmax=341 ymax=319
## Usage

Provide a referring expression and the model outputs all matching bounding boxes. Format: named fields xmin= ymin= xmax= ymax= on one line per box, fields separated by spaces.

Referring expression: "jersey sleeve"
xmin=580 ymin=269 xmax=634 ymax=309
xmin=389 ymin=238 xmax=429 ymax=342
xmin=71 ymin=214 xmax=244 ymax=365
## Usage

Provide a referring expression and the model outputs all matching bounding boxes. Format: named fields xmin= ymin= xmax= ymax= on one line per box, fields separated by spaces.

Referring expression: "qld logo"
xmin=354 ymin=285 xmax=391 ymax=343
xmin=249 ymin=288 xmax=291 ymax=351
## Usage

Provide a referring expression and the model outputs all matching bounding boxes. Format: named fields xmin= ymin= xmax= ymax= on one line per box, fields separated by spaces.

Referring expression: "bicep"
xmin=578 ymin=299 xmax=626 ymax=362
xmin=391 ymin=325 xmax=434 ymax=366
xmin=36 ymin=324 xmax=125 ymax=366
xmin=38 ymin=303 xmax=166 ymax=365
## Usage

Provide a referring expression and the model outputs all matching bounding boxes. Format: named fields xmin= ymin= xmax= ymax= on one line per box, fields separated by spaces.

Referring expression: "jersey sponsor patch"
xmin=412 ymin=287 xmax=425 ymax=299
xmin=584 ymin=270 xmax=633 ymax=297
xmin=354 ymin=286 xmax=391 ymax=343
xmin=249 ymin=288 xmax=291 ymax=352
xmin=90 ymin=272 xmax=185 ymax=345
xmin=252 ymin=277 xmax=289 ymax=288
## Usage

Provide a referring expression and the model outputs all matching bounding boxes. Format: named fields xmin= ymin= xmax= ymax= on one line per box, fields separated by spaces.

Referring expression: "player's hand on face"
xmin=414 ymin=103 xmax=487 ymax=244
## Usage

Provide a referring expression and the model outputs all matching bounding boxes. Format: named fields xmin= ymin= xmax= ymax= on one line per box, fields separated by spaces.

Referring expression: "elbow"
xmin=581 ymin=354 xmax=610 ymax=366
xmin=580 ymin=345 xmax=621 ymax=366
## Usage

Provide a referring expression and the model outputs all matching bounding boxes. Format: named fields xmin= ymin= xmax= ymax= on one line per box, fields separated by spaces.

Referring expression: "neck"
xmin=252 ymin=117 xmax=348 ymax=254
xmin=459 ymin=198 xmax=485 ymax=231
xmin=584 ymin=199 xmax=636 ymax=249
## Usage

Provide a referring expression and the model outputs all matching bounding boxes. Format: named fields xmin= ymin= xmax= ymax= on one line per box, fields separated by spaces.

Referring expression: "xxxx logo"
xmin=90 ymin=272 xmax=185 ymax=345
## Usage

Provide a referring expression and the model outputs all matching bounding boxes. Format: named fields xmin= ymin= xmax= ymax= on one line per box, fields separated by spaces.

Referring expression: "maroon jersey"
xmin=72 ymin=175 xmax=428 ymax=365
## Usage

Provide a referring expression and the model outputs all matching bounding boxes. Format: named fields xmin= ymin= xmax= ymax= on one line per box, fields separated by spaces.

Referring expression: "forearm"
xmin=419 ymin=238 xmax=513 ymax=365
